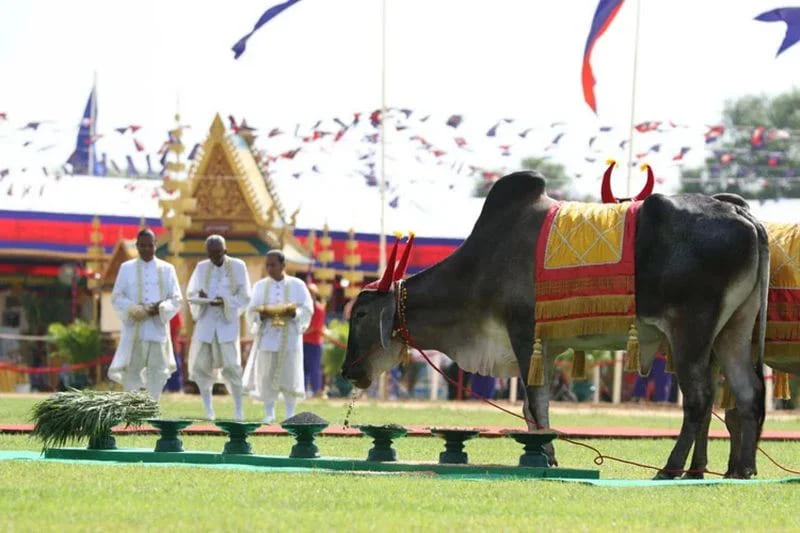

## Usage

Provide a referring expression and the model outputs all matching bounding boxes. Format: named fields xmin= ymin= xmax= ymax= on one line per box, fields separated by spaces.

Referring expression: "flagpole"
xmin=625 ymin=0 xmax=641 ymax=196
xmin=378 ymin=0 xmax=387 ymax=273
xmin=89 ymin=70 xmax=97 ymax=176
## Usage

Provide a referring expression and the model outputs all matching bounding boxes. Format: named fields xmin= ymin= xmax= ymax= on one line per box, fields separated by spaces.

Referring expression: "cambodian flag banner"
xmin=582 ymin=0 xmax=624 ymax=114
xmin=232 ymin=0 xmax=303 ymax=59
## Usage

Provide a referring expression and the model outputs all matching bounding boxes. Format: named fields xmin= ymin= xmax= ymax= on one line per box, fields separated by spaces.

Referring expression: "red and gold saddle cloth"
xmin=534 ymin=201 xmax=641 ymax=340
xmin=763 ymin=222 xmax=800 ymax=369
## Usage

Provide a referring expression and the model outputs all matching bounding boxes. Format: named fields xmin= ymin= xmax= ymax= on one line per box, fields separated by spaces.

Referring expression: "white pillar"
xmin=612 ymin=351 xmax=623 ymax=404
xmin=429 ymin=352 xmax=440 ymax=401
xmin=378 ymin=372 xmax=388 ymax=400
xmin=509 ymin=376 xmax=518 ymax=403
xmin=764 ymin=364 xmax=774 ymax=413
xmin=592 ymin=364 xmax=601 ymax=403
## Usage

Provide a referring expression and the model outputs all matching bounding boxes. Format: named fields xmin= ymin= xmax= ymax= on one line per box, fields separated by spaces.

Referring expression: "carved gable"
xmin=193 ymin=145 xmax=251 ymax=220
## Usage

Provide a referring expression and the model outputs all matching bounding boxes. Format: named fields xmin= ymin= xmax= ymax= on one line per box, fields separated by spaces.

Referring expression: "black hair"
xmin=137 ymin=229 xmax=156 ymax=242
xmin=266 ymin=249 xmax=286 ymax=265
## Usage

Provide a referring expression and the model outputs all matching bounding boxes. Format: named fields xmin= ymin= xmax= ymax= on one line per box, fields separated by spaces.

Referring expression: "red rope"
xmin=407 ymin=337 xmax=722 ymax=477
xmin=710 ymin=410 xmax=800 ymax=476
xmin=345 ymin=281 xmax=798 ymax=477
xmin=0 ymin=355 xmax=112 ymax=375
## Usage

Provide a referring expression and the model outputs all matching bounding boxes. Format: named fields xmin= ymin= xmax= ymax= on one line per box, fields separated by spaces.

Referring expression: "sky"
xmin=1 ymin=0 xmax=800 ymax=215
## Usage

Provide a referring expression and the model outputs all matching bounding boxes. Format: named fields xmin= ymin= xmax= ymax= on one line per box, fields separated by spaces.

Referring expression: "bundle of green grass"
xmin=30 ymin=389 xmax=159 ymax=450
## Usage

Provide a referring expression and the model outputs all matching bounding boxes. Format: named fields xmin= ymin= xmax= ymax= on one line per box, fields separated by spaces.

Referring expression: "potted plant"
xmin=47 ymin=320 xmax=101 ymax=390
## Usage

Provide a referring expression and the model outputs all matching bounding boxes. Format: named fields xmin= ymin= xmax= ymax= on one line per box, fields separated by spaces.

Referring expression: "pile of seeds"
xmin=281 ymin=411 xmax=328 ymax=425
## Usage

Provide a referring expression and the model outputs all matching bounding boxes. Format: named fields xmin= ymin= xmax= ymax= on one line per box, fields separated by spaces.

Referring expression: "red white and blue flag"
xmin=582 ymin=0 xmax=625 ymax=114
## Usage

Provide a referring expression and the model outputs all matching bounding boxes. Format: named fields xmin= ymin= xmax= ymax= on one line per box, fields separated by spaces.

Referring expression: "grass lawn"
xmin=3 ymin=393 xmax=800 ymax=430
xmin=1 ymin=394 xmax=799 ymax=531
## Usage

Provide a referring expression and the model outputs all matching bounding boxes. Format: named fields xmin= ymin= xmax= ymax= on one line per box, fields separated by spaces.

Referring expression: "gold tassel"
xmin=774 ymin=371 xmax=792 ymax=401
xmin=527 ymin=338 xmax=544 ymax=386
xmin=624 ymin=324 xmax=640 ymax=373
xmin=535 ymin=294 xmax=635 ymax=320
xmin=400 ymin=344 xmax=410 ymax=366
xmin=536 ymin=316 xmax=634 ymax=341
xmin=571 ymin=350 xmax=586 ymax=380
xmin=720 ymin=380 xmax=736 ymax=409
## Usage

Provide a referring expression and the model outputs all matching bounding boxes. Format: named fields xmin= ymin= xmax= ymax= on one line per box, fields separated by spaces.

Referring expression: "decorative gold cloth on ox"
xmin=762 ymin=222 xmax=800 ymax=370
xmin=534 ymin=201 xmax=641 ymax=340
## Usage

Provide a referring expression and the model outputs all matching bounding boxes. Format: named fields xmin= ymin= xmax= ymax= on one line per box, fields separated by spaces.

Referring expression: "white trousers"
xmin=191 ymin=338 xmax=242 ymax=395
xmin=122 ymin=341 xmax=171 ymax=401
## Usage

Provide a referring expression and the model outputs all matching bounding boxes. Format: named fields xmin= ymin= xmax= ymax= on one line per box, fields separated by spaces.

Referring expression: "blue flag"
xmin=126 ymin=155 xmax=140 ymax=177
xmin=232 ymin=0 xmax=302 ymax=59
xmin=66 ymin=86 xmax=97 ymax=175
xmin=755 ymin=7 xmax=800 ymax=56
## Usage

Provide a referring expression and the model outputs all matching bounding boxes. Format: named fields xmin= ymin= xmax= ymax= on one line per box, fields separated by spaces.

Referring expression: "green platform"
xmin=43 ymin=447 xmax=599 ymax=480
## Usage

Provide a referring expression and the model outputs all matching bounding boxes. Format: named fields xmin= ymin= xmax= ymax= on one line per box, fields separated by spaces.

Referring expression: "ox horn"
xmin=394 ymin=232 xmax=415 ymax=281
xmin=634 ymin=163 xmax=655 ymax=201
xmin=376 ymin=235 xmax=401 ymax=292
xmin=601 ymin=159 xmax=618 ymax=204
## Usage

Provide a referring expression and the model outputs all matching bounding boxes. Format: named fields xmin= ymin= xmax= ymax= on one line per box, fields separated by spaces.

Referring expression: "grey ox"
xmin=341 ymin=170 xmax=770 ymax=479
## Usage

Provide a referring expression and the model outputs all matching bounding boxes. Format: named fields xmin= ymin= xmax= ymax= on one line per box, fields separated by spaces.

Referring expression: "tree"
xmin=679 ymin=89 xmax=800 ymax=199
xmin=474 ymin=156 xmax=572 ymax=198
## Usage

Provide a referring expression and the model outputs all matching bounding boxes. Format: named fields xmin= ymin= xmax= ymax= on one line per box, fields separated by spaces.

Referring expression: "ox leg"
xmin=714 ymin=290 xmax=765 ymax=479
xmin=523 ymin=384 xmax=557 ymax=466
xmin=724 ymin=408 xmax=742 ymax=477
xmin=507 ymin=314 xmax=557 ymax=466
xmin=654 ymin=331 xmax=714 ymax=480
xmin=683 ymin=366 xmax=715 ymax=479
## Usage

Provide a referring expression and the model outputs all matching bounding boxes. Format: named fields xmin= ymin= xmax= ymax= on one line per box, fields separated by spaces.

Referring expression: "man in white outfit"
xmin=243 ymin=250 xmax=313 ymax=423
xmin=109 ymin=229 xmax=182 ymax=401
xmin=186 ymin=235 xmax=251 ymax=421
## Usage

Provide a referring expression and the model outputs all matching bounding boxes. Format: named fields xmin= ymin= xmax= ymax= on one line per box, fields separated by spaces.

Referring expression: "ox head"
xmin=601 ymin=160 xmax=655 ymax=203
xmin=341 ymin=234 xmax=414 ymax=389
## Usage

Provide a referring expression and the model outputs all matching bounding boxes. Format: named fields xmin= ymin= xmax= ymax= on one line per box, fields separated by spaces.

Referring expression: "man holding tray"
xmin=109 ymin=229 xmax=182 ymax=401
xmin=243 ymin=249 xmax=313 ymax=423
xmin=186 ymin=235 xmax=252 ymax=421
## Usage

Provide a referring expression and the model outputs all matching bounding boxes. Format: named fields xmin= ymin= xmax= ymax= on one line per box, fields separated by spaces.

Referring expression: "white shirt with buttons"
xmin=187 ymin=256 xmax=251 ymax=345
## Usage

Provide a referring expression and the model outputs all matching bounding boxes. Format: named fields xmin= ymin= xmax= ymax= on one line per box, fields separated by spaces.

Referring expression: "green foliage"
xmin=20 ymin=287 xmax=71 ymax=335
xmin=473 ymin=156 xmax=573 ymax=198
xmin=680 ymin=89 xmax=800 ymax=199
xmin=322 ymin=319 xmax=349 ymax=377
xmin=30 ymin=390 xmax=159 ymax=450
xmin=47 ymin=320 xmax=101 ymax=365
xmin=521 ymin=156 xmax=572 ymax=195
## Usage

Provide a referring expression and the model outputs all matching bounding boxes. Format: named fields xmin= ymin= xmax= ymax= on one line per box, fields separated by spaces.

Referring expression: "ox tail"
xmin=753 ymin=216 xmax=769 ymax=380
xmin=748 ymin=211 xmax=769 ymax=441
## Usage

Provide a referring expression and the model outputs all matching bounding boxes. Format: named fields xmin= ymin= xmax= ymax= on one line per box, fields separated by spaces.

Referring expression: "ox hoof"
xmin=682 ymin=471 xmax=705 ymax=480
xmin=724 ymin=467 xmax=755 ymax=480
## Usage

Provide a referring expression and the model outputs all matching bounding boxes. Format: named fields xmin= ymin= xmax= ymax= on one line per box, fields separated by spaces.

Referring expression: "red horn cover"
xmin=375 ymin=237 xmax=400 ymax=292
xmin=634 ymin=164 xmax=655 ymax=201
xmin=601 ymin=160 xmax=618 ymax=203
xmin=394 ymin=233 xmax=415 ymax=281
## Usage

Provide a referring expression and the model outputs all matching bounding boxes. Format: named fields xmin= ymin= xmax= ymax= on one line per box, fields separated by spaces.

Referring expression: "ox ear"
xmin=378 ymin=305 xmax=395 ymax=349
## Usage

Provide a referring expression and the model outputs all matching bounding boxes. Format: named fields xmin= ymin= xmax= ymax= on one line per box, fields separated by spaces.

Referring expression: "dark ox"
xmin=706 ymin=193 xmax=799 ymax=477
xmin=342 ymin=171 xmax=769 ymax=479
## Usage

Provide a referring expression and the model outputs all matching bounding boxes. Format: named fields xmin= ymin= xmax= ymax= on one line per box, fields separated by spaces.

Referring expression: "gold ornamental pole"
xmin=314 ymin=224 xmax=335 ymax=304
